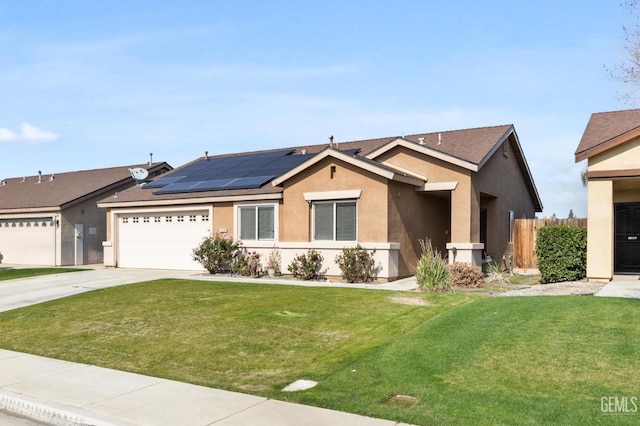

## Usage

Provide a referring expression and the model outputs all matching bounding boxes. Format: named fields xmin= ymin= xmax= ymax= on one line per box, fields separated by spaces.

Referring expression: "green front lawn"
xmin=0 ymin=267 xmax=87 ymax=281
xmin=0 ymin=279 xmax=637 ymax=425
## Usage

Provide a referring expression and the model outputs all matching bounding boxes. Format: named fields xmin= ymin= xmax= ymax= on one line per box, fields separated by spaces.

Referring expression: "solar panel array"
xmin=148 ymin=149 xmax=315 ymax=195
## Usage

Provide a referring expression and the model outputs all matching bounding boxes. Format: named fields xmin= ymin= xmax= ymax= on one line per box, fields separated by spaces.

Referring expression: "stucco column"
xmin=447 ymin=182 xmax=483 ymax=266
xmin=586 ymin=179 xmax=613 ymax=282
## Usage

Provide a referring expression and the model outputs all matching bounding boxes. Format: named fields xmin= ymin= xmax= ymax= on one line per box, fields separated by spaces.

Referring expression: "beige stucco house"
xmin=0 ymin=163 xmax=171 ymax=266
xmin=98 ymin=124 xmax=542 ymax=280
xmin=576 ymin=108 xmax=640 ymax=281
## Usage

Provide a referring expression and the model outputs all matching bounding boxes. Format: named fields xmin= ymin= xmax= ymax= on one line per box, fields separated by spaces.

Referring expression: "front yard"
xmin=0 ymin=279 xmax=637 ymax=425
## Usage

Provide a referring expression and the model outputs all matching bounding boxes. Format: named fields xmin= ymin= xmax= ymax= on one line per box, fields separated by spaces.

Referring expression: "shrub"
xmin=192 ymin=233 xmax=242 ymax=274
xmin=536 ymin=225 xmax=587 ymax=284
xmin=266 ymin=249 xmax=282 ymax=276
xmin=234 ymin=249 xmax=262 ymax=277
xmin=484 ymin=261 xmax=510 ymax=284
xmin=287 ymin=249 xmax=325 ymax=280
xmin=335 ymin=245 xmax=378 ymax=283
xmin=415 ymin=239 xmax=452 ymax=292
xmin=448 ymin=262 xmax=484 ymax=288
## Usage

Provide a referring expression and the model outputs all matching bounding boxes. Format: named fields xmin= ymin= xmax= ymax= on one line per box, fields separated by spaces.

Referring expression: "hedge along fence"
xmin=512 ymin=218 xmax=587 ymax=271
xmin=536 ymin=225 xmax=587 ymax=283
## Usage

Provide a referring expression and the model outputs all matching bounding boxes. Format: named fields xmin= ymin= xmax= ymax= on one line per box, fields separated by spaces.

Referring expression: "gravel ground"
xmin=493 ymin=281 xmax=605 ymax=296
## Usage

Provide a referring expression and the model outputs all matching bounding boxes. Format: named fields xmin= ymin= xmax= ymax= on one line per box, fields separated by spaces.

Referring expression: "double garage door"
xmin=117 ymin=210 xmax=211 ymax=270
xmin=0 ymin=217 xmax=56 ymax=265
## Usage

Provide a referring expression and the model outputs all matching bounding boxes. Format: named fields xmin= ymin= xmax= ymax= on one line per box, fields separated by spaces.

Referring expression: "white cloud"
xmin=19 ymin=123 xmax=58 ymax=141
xmin=0 ymin=128 xmax=17 ymax=142
xmin=0 ymin=123 xmax=58 ymax=142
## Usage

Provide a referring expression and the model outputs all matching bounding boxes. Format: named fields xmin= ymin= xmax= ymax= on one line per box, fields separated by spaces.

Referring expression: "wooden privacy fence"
xmin=512 ymin=218 xmax=588 ymax=271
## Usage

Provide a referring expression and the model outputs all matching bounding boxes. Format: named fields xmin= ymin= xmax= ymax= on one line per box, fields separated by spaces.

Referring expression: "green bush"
xmin=536 ymin=225 xmax=587 ymax=283
xmin=335 ymin=245 xmax=378 ymax=283
xmin=192 ymin=233 xmax=242 ymax=274
xmin=415 ymin=239 xmax=452 ymax=292
xmin=287 ymin=249 xmax=325 ymax=280
xmin=448 ymin=262 xmax=484 ymax=288
xmin=234 ymin=250 xmax=262 ymax=277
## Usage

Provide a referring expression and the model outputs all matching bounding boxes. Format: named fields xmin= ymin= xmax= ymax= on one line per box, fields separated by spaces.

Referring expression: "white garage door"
xmin=0 ymin=217 xmax=56 ymax=265
xmin=117 ymin=211 xmax=211 ymax=270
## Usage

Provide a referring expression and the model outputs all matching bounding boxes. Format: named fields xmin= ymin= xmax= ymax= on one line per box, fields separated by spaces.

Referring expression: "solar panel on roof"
xmin=152 ymin=181 xmax=201 ymax=194
xmin=192 ymin=178 xmax=237 ymax=191
xmin=143 ymin=175 xmax=186 ymax=188
xmin=223 ymin=175 xmax=275 ymax=189
xmin=148 ymin=149 xmax=301 ymax=194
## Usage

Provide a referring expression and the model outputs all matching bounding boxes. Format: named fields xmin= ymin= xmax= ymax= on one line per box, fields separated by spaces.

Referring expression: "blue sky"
xmin=0 ymin=1 xmax=634 ymax=217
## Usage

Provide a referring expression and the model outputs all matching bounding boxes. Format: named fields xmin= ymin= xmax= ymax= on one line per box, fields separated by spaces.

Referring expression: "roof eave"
xmin=97 ymin=192 xmax=283 ymax=209
xmin=272 ymin=148 xmax=425 ymax=187
xmin=365 ymin=137 xmax=480 ymax=172
xmin=575 ymin=124 xmax=640 ymax=163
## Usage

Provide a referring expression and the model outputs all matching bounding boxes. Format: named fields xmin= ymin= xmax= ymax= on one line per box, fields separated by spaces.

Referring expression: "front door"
xmin=614 ymin=203 xmax=640 ymax=274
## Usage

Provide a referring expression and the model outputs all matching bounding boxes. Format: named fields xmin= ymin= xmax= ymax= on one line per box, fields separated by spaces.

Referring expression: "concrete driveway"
xmin=0 ymin=266 xmax=197 ymax=313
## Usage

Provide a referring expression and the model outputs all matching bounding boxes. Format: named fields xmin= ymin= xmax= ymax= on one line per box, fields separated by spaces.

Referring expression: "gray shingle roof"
xmin=0 ymin=163 xmax=170 ymax=211
xmin=99 ymin=124 xmax=522 ymax=204
xmin=575 ymin=109 xmax=640 ymax=162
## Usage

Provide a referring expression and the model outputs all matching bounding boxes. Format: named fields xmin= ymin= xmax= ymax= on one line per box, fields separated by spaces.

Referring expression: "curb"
xmin=0 ymin=390 xmax=132 ymax=426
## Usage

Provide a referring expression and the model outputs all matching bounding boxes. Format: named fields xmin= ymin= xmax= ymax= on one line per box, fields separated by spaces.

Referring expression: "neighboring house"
xmin=576 ymin=108 xmax=640 ymax=281
xmin=98 ymin=124 xmax=542 ymax=280
xmin=0 ymin=162 xmax=171 ymax=266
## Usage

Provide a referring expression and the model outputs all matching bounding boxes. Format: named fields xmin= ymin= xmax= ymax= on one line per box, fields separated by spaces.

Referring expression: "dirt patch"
xmin=389 ymin=296 xmax=431 ymax=306
xmin=382 ymin=394 xmax=419 ymax=408
xmin=493 ymin=281 xmax=605 ymax=297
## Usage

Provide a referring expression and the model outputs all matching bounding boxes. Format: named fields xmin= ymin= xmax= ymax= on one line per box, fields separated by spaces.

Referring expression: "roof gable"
xmin=575 ymin=109 xmax=640 ymax=162
xmin=271 ymin=148 xmax=425 ymax=186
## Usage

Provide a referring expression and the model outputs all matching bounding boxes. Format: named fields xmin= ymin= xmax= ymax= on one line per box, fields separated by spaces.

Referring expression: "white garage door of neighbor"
xmin=117 ymin=211 xmax=211 ymax=270
xmin=0 ymin=218 xmax=56 ymax=265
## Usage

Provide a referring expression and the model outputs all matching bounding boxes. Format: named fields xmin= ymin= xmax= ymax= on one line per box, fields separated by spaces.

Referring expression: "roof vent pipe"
xmin=38 ymin=170 xmax=42 ymax=183
xmin=149 ymin=153 xmax=153 ymax=166
xmin=329 ymin=135 xmax=334 ymax=148
xmin=418 ymin=137 xmax=425 ymax=145
xmin=205 ymin=151 xmax=209 ymax=160
xmin=438 ymin=133 xmax=442 ymax=145
xmin=49 ymin=174 xmax=55 ymax=181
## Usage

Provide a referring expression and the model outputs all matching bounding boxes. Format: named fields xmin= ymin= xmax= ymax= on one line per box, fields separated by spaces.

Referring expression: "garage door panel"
xmin=0 ymin=218 xmax=55 ymax=265
xmin=117 ymin=212 xmax=210 ymax=270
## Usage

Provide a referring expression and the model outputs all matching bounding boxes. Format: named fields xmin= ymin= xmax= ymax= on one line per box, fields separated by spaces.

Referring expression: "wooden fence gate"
xmin=512 ymin=218 xmax=587 ymax=271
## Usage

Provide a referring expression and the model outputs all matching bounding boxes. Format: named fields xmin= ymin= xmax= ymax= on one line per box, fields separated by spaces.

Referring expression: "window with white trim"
xmin=313 ymin=200 xmax=357 ymax=241
xmin=239 ymin=205 xmax=275 ymax=240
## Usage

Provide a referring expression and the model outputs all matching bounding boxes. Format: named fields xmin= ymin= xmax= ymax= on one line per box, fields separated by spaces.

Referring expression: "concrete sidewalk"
xmin=595 ymin=275 xmax=640 ymax=299
xmin=0 ymin=350 xmax=409 ymax=426
xmin=0 ymin=266 xmax=416 ymax=425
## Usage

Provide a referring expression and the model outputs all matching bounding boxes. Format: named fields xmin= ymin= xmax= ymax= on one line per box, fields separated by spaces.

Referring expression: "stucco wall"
xmin=280 ymin=157 xmax=389 ymax=242
xmin=373 ymin=146 xmax=474 ymax=244
xmin=585 ymin=136 xmax=640 ymax=280
xmin=589 ymin=136 xmax=640 ymax=171
xmin=475 ymin=137 xmax=537 ymax=261
xmin=61 ymin=202 xmax=105 ymax=265
xmin=586 ymin=179 xmax=613 ymax=281
xmin=387 ymin=180 xmax=450 ymax=276
xmin=212 ymin=202 xmax=233 ymax=236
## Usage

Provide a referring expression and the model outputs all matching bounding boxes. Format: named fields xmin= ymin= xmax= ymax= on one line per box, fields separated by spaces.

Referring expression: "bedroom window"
xmin=239 ymin=205 xmax=275 ymax=240
xmin=313 ymin=201 xmax=356 ymax=241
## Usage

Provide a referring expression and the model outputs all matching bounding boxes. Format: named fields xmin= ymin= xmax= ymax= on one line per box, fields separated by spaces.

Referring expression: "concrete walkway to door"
xmin=595 ymin=275 xmax=640 ymax=299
